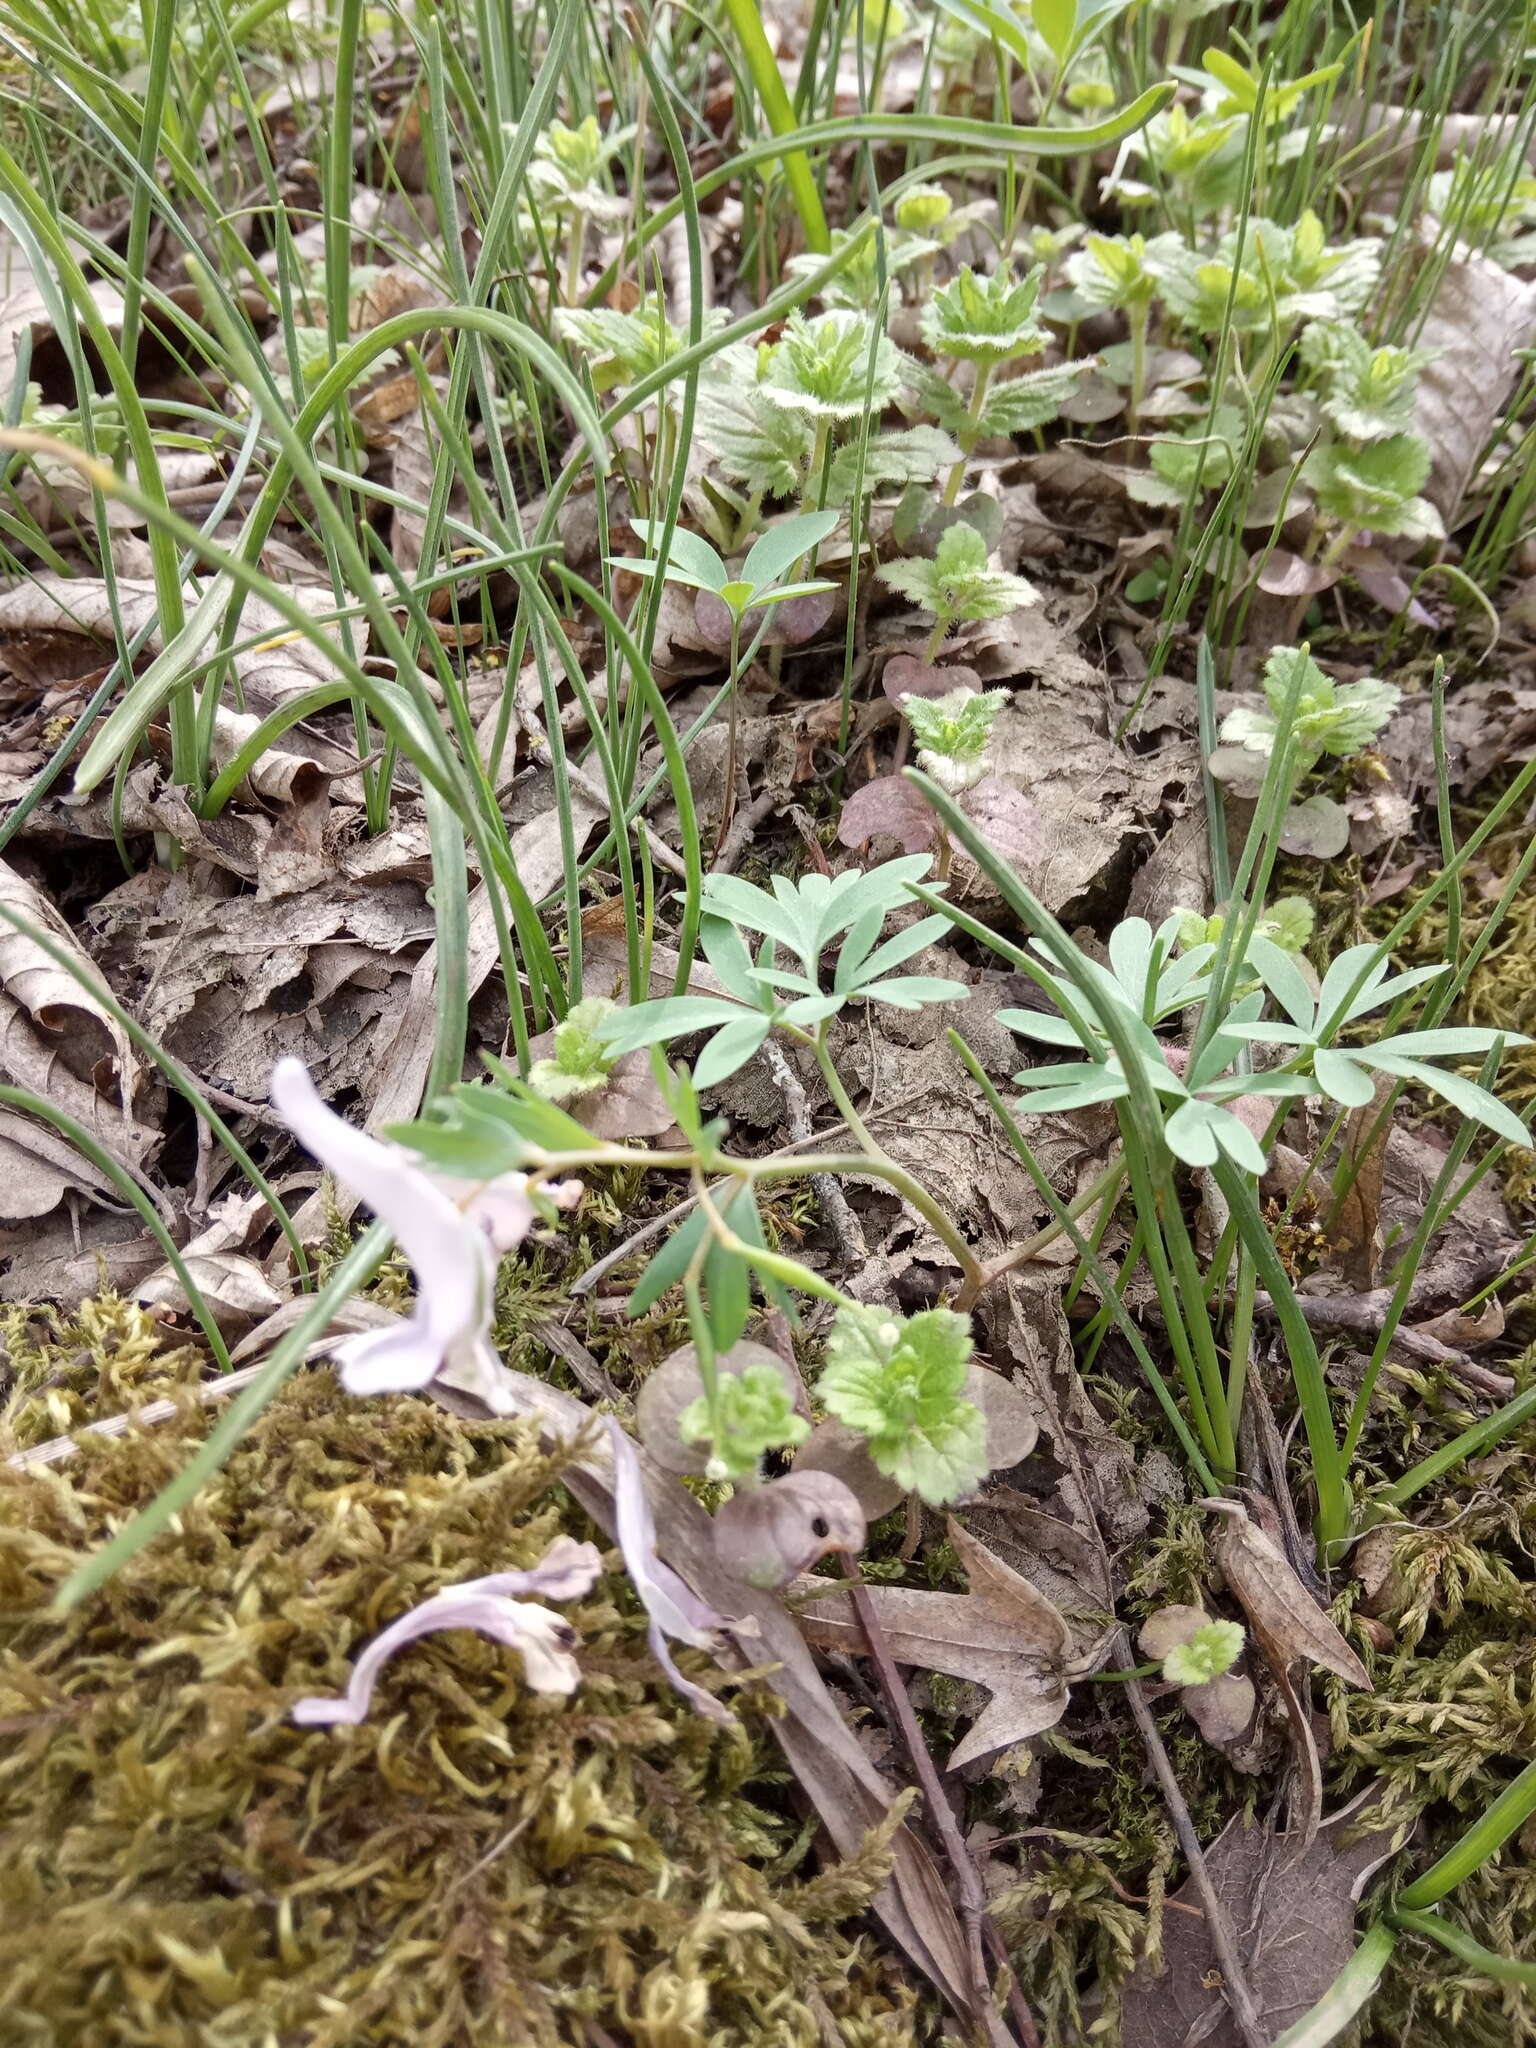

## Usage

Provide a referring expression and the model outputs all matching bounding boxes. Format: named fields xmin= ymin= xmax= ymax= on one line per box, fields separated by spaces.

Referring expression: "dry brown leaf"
xmin=0 ymin=856 xmax=131 ymax=1089
xmin=1210 ymin=1501 xmax=1369 ymax=1689
xmin=1413 ymin=251 xmax=1536 ymax=525
xmin=837 ymin=774 xmax=937 ymax=854
xmin=711 ymin=1472 xmax=867 ymax=1590
xmin=0 ymin=1103 xmax=121 ymax=1221
xmin=794 ymin=1418 xmax=906 ymax=1519
xmin=799 ymin=1518 xmax=1072 ymax=1769
xmin=0 ymin=576 xmax=351 ymax=718
xmin=1117 ymin=1794 xmax=1404 ymax=2048
xmin=1328 ymin=1076 xmax=1393 ymax=1289
xmin=1210 ymin=1498 xmax=1369 ymax=1844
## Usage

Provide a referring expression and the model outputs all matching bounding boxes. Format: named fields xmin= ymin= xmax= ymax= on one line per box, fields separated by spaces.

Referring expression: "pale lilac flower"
xmin=293 ymin=1535 xmax=603 ymax=1727
xmin=605 ymin=1417 xmax=734 ymax=1726
xmin=269 ymin=1059 xmax=581 ymax=1413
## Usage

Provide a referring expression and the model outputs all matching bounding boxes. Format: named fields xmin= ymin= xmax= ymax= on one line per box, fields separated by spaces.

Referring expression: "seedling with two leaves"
xmin=615 ymin=508 xmax=838 ymax=841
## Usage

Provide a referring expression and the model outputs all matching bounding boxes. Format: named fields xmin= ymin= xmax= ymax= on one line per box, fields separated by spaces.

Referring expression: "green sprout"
xmin=679 ymin=1364 xmax=809 ymax=1485
xmin=878 ymin=524 xmax=1040 ymax=659
xmin=1162 ymin=1618 xmax=1245 ymax=1686
xmin=528 ymin=998 xmax=620 ymax=1104
xmin=902 ymin=686 xmax=1010 ymax=794
xmin=818 ymin=1304 xmax=986 ymax=1506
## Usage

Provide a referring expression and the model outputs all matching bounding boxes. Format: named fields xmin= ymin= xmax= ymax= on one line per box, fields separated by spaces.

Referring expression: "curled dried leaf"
xmin=1207 ymin=1500 xmax=1370 ymax=1689
xmin=712 ymin=1472 xmax=867 ymax=1590
xmin=793 ymin=1418 xmax=906 ymax=1520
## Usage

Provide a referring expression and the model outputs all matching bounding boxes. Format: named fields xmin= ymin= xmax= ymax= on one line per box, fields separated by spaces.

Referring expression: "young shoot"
xmin=878 ymin=524 xmax=1040 ymax=659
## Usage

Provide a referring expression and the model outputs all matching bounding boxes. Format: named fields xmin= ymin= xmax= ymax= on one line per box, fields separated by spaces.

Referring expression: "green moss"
xmin=0 ymin=1331 xmax=917 ymax=2047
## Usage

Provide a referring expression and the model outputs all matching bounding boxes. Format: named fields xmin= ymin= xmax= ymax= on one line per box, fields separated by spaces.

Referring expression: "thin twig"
xmin=1119 ymin=1630 xmax=1267 ymax=2048
xmin=761 ymin=1041 xmax=868 ymax=1269
xmin=841 ymin=1558 xmax=1039 ymax=2048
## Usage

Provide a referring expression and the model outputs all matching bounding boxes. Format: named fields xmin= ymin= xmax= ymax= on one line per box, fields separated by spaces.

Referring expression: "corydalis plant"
xmin=269 ymin=1059 xmax=582 ymax=1414
xmin=293 ymin=1537 xmax=602 ymax=1727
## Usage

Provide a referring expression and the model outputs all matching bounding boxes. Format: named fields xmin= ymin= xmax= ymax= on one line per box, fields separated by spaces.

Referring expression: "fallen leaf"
xmin=1412 ymin=251 xmax=1536 ymax=525
xmin=1117 ymin=1794 xmax=1405 ymax=2048
xmin=794 ymin=1419 xmax=906 ymax=1519
xmin=838 ymin=773 xmax=938 ymax=854
xmin=1280 ymin=792 xmax=1351 ymax=859
xmin=1209 ymin=1498 xmax=1370 ymax=1845
xmin=960 ymin=774 xmax=1043 ymax=875
xmin=882 ymin=655 xmax=981 ymax=705
xmin=712 ymin=1472 xmax=867 ymax=1590
xmin=484 ymin=1362 xmax=975 ymax=2015
xmin=1256 ymin=548 xmax=1337 ymax=598
xmin=1209 ymin=1501 xmax=1369 ymax=1689
xmin=0 ymin=1103 xmax=122 ymax=1222
xmin=799 ymin=1518 xmax=1072 ymax=1769
xmin=0 ymin=856 xmax=132 ymax=1091
xmin=1328 ymin=1077 xmax=1393 ymax=1290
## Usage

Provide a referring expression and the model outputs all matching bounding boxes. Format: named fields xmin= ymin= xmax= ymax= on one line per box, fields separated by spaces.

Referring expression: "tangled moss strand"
xmin=0 ymin=1336 xmax=916 ymax=2047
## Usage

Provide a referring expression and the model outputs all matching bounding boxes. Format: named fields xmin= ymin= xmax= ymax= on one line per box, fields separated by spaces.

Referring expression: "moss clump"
xmin=0 ymin=1338 xmax=917 ymax=2046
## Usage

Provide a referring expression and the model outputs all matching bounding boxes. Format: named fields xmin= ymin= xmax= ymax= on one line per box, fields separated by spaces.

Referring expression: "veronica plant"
xmin=1210 ymin=644 xmax=1401 ymax=857
xmin=916 ymin=262 xmax=1091 ymax=501
xmin=695 ymin=313 xmax=955 ymax=518
xmin=878 ymin=524 xmax=1040 ymax=659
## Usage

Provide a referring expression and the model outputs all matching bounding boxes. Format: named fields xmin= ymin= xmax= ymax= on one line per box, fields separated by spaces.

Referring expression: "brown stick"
xmin=1118 ymin=1630 xmax=1267 ymax=2048
xmin=841 ymin=1558 xmax=1040 ymax=2048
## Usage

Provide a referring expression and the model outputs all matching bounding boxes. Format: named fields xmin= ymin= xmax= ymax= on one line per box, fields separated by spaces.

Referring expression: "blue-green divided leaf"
xmin=1317 ymin=942 xmax=1389 ymax=1033
xmin=1372 ymin=1027 xmax=1530 ymax=1058
xmin=996 ymin=1007 xmax=1092 ymax=1048
xmin=629 ymin=1202 xmax=710 ymax=1317
xmin=699 ymin=914 xmax=764 ymax=1004
xmin=1314 ymin=1048 xmax=1376 ymax=1108
xmin=740 ymin=507 xmax=840 ymax=593
xmin=628 ymin=520 xmax=728 ymax=591
xmin=628 ymin=1183 xmax=778 ymax=1347
xmin=1017 ymin=1073 xmax=1131 ymax=1112
xmin=1342 ymin=962 xmax=1447 ymax=1022
xmin=833 ymin=902 xmax=887 ymax=993
xmin=599 ymin=995 xmax=748 ymax=1055
xmin=387 ymin=1073 xmax=596 ymax=1175
xmin=1246 ymin=933 xmax=1317 ymax=1030
xmin=694 ymin=1013 xmax=774 ymax=1088
xmin=699 ymin=873 xmax=808 ymax=961
xmin=841 ymin=912 xmax=954 ymax=991
xmin=861 ymin=974 xmax=969 ymax=1010
xmin=1364 ymin=1055 xmax=1532 ymax=1149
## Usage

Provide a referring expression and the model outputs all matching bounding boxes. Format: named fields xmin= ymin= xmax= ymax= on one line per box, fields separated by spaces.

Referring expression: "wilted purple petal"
xmin=292 ymin=1539 xmax=603 ymax=1728
xmin=606 ymin=1417 xmax=734 ymax=1725
xmin=270 ymin=1059 xmax=516 ymax=1410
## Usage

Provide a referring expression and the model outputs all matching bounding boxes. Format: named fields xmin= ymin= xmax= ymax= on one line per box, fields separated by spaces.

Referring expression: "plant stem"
xmin=1127 ymin=298 xmax=1149 ymax=436
xmin=941 ymin=360 xmax=994 ymax=505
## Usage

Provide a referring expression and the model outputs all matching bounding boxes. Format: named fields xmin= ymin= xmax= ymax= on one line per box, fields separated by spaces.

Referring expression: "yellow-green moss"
xmin=0 ymin=1329 xmax=917 ymax=2048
